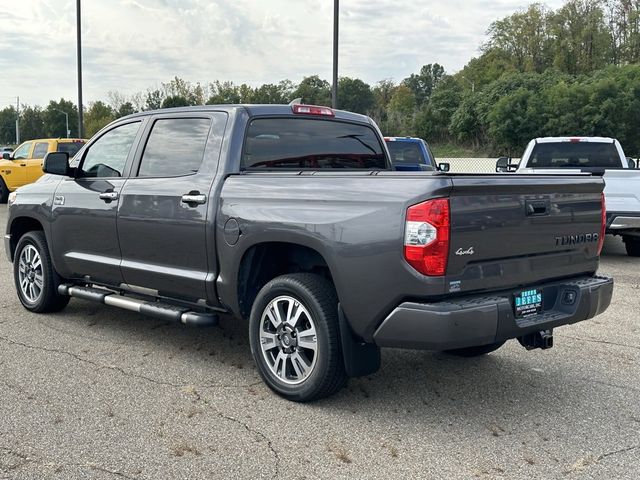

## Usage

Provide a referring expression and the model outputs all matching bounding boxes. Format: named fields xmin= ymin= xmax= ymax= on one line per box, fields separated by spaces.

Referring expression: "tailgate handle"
xmin=526 ymin=200 xmax=549 ymax=216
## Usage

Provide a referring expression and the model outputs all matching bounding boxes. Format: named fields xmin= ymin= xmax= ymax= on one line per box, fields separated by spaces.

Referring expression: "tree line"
xmin=3 ymin=0 xmax=640 ymax=156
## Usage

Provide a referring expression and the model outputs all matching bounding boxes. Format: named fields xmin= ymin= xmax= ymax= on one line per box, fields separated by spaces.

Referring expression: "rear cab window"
xmin=242 ymin=118 xmax=388 ymax=170
xmin=57 ymin=141 xmax=86 ymax=158
xmin=529 ymin=142 xmax=623 ymax=168
xmin=386 ymin=141 xmax=432 ymax=167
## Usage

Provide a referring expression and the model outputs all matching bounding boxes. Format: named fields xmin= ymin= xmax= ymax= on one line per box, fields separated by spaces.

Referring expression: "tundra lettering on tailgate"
xmin=555 ymin=233 xmax=599 ymax=246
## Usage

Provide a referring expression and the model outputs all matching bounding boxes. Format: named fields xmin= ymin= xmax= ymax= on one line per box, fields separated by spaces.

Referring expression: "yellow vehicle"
xmin=0 ymin=138 xmax=86 ymax=203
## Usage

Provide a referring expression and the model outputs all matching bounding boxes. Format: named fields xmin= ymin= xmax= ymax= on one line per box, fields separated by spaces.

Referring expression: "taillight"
xmin=404 ymin=198 xmax=450 ymax=276
xmin=291 ymin=104 xmax=335 ymax=116
xmin=598 ymin=192 xmax=606 ymax=255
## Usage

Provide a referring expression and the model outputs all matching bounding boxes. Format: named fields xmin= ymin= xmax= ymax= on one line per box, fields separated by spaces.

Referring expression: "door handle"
xmin=181 ymin=193 xmax=206 ymax=205
xmin=99 ymin=191 xmax=119 ymax=202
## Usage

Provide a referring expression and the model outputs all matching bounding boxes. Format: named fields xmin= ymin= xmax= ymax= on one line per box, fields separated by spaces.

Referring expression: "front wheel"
xmin=444 ymin=341 xmax=506 ymax=357
xmin=249 ymin=273 xmax=347 ymax=402
xmin=14 ymin=231 xmax=70 ymax=313
xmin=623 ymin=235 xmax=640 ymax=257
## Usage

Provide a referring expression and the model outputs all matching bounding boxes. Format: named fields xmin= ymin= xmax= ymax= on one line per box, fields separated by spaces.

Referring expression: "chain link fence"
xmin=439 ymin=158 xmax=521 ymax=174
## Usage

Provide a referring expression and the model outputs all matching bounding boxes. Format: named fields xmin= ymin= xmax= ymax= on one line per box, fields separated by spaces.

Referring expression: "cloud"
xmin=0 ymin=0 xmax=566 ymax=107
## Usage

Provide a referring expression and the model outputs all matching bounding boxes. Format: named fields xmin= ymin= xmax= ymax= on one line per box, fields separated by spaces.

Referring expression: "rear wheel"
xmin=623 ymin=235 xmax=640 ymax=257
xmin=0 ymin=178 xmax=9 ymax=204
xmin=444 ymin=341 xmax=506 ymax=357
xmin=249 ymin=273 xmax=347 ymax=402
xmin=14 ymin=231 xmax=69 ymax=313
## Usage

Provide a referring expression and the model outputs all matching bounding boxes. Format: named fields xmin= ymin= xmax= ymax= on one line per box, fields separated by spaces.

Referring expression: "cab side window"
xmin=137 ymin=118 xmax=211 ymax=177
xmin=12 ymin=142 xmax=32 ymax=160
xmin=80 ymin=122 xmax=141 ymax=178
xmin=33 ymin=142 xmax=49 ymax=159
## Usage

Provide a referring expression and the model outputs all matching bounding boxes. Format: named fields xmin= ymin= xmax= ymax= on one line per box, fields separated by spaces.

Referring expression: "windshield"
xmin=386 ymin=141 xmax=432 ymax=166
xmin=528 ymin=142 xmax=622 ymax=168
xmin=57 ymin=141 xmax=86 ymax=157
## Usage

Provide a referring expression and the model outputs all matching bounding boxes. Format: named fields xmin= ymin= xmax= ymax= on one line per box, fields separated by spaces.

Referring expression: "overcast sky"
xmin=0 ymin=0 xmax=566 ymax=108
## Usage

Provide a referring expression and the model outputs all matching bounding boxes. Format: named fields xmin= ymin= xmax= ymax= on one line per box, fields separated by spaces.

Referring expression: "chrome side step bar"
xmin=58 ymin=284 xmax=219 ymax=327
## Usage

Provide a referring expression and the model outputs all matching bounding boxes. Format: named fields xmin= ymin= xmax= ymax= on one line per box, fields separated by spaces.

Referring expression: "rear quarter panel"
xmin=217 ymin=173 xmax=452 ymax=341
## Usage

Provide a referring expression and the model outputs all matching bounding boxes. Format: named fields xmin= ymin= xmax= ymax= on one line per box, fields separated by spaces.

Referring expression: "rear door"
xmin=116 ymin=112 xmax=227 ymax=303
xmin=50 ymin=120 xmax=144 ymax=285
xmin=27 ymin=141 xmax=50 ymax=184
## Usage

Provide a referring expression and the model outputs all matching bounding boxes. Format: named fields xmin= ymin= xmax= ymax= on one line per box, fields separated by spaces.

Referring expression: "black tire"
xmin=444 ymin=340 xmax=506 ymax=357
xmin=13 ymin=231 xmax=70 ymax=313
xmin=623 ymin=235 xmax=640 ymax=257
xmin=0 ymin=177 xmax=9 ymax=204
xmin=249 ymin=273 xmax=347 ymax=402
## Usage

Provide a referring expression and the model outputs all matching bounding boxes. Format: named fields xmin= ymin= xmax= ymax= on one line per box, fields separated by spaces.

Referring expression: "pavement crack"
xmin=0 ymin=335 xmax=257 ymax=391
xmin=557 ymin=334 xmax=640 ymax=352
xmin=597 ymin=444 xmax=639 ymax=461
xmin=213 ymin=411 xmax=281 ymax=480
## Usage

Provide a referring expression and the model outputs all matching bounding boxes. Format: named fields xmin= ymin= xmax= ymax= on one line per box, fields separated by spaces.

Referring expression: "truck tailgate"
xmin=446 ymin=175 xmax=604 ymax=295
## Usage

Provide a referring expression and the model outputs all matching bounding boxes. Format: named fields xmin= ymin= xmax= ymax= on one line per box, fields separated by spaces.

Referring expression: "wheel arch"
xmin=235 ymin=241 xmax=336 ymax=320
xmin=8 ymin=216 xmax=46 ymax=262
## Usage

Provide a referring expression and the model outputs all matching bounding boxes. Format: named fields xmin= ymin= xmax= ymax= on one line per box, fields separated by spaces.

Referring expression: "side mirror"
xmin=496 ymin=157 xmax=510 ymax=172
xmin=43 ymin=152 xmax=70 ymax=176
xmin=438 ymin=162 xmax=450 ymax=172
xmin=627 ymin=157 xmax=636 ymax=169
xmin=2 ymin=152 xmax=10 ymax=160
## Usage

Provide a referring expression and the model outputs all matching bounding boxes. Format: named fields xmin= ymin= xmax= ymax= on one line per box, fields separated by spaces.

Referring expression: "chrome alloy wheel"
xmin=18 ymin=245 xmax=44 ymax=304
xmin=259 ymin=295 xmax=318 ymax=385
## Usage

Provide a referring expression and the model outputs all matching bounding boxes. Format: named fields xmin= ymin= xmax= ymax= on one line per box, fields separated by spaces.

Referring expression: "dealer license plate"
xmin=514 ymin=289 xmax=543 ymax=318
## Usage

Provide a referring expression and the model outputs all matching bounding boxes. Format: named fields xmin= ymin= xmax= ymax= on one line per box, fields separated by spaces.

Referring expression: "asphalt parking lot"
xmin=0 ymin=204 xmax=638 ymax=480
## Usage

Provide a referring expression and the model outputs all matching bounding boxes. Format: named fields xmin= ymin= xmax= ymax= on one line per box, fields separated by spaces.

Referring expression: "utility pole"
xmin=331 ymin=0 xmax=339 ymax=109
xmin=76 ymin=0 xmax=84 ymax=138
xmin=15 ymin=96 xmax=20 ymax=145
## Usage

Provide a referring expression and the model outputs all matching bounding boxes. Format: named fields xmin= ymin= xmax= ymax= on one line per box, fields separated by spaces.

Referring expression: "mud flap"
xmin=338 ymin=304 xmax=381 ymax=378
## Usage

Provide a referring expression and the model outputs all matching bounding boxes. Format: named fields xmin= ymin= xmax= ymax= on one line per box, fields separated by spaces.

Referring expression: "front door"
xmin=117 ymin=113 xmax=227 ymax=303
xmin=27 ymin=141 xmax=50 ymax=184
xmin=4 ymin=141 xmax=32 ymax=189
xmin=50 ymin=121 xmax=144 ymax=286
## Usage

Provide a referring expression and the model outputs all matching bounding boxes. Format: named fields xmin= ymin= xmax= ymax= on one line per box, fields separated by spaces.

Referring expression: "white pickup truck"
xmin=496 ymin=137 xmax=640 ymax=256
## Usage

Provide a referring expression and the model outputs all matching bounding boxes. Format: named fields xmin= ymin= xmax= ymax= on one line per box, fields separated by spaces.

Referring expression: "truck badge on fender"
xmin=455 ymin=247 xmax=475 ymax=256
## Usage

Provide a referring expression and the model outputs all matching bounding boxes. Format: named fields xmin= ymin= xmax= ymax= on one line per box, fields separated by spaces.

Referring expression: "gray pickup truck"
xmin=4 ymin=105 xmax=613 ymax=401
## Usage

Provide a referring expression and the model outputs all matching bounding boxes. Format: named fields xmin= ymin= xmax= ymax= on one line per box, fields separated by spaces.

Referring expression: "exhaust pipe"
xmin=518 ymin=329 xmax=553 ymax=350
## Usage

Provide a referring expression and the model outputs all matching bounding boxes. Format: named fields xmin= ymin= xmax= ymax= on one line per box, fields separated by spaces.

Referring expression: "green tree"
xmin=85 ymin=101 xmax=114 ymax=137
xmin=19 ymin=106 xmax=45 ymax=141
xmin=43 ymin=99 xmax=79 ymax=138
xmin=116 ymin=102 xmax=136 ymax=118
xmin=145 ymin=89 xmax=164 ymax=110
xmin=207 ymin=81 xmax=241 ymax=104
xmin=161 ymin=95 xmax=190 ymax=109
xmin=292 ymin=75 xmax=331 ymax=106
xmin=402 ymin=64 xmax=445 ymax=105
xmin=385 ymin=85 xmax=416 ymax=135
xmin=485 ymin=3 xmax=553 ymax=73
xmin=550 ymin=0 xmax=611 ymax=74
xmin=0 ymin=106 xmax=18 ymax=144
xmin=337 ymin=77 xmax=374 ymax=114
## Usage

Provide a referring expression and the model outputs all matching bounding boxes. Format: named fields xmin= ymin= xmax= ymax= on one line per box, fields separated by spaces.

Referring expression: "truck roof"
xmin=534 ymin=136 xmax=617 ymax=144
xmin=120 ymin=104 xmax=372 ymax=124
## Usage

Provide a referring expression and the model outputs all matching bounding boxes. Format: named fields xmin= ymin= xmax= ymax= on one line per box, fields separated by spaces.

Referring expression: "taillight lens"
xmin=404 ymin=198 xmax=450 ymax=276
xmin=598 ymin=192 xmax=606 ymax=255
